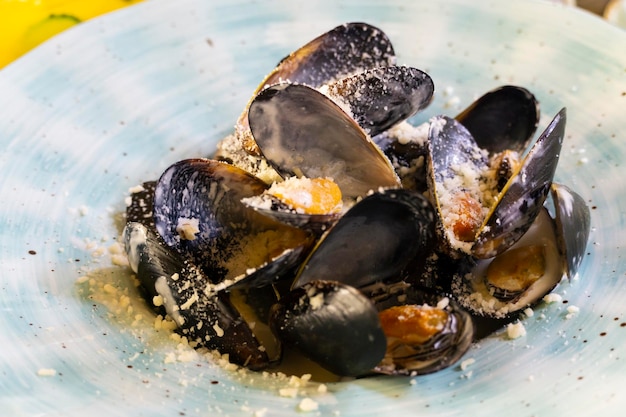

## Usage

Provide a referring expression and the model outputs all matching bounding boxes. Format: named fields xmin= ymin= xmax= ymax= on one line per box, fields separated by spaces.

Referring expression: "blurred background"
xmin=0 ymin=0 xmax=623 ymax=69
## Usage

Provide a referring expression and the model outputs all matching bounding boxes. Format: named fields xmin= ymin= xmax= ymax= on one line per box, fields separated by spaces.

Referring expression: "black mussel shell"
xmin=324 ymin=66 xmax=434 ymax=137
xmin=235 ymin=22 xmax=395 ymax=155
xmin=550 ymin=183 xmax=591 ymax=280
xmin=269 ymin=280 xmax=387 ymax=377
xmin=153 ymin=158 xmax=313 ymax=289
xmin=122 ymin=222 xmax=273 ymax=369
xmin=248 ymin=83 xmax=400 ymax=201
xmin=373 ymin=122 xmax=430 ymax=193
xmin=364 ymin=282 xmax=474 ymax=376
xmin=473 ymin=108 xmax=566 ymax=258
xmin=260 ymin=22 xmax=395 ymax=90
xmin=126 ymin=181 xmax=156 ymax=228
xmin=241 ymin=193 xmax=341 ymax=236
xmin=292 ymin=188 xmax=436 ymax=289
xmin=456 ymin=85 xmax=540 ymax=154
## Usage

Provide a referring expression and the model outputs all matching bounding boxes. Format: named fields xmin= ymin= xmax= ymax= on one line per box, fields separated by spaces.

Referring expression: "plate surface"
xmin=1 ymin=0 xmax=625 ymax=416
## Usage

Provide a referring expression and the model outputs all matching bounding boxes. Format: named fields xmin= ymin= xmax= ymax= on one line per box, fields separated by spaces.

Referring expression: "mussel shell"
xmin=241 ymin=193 xmax=340 ymax=236
xmin=248 ymin=83 xmax=400 ymax=201
xmin=126 ymin=181 xmax=156 ymax=228
xmin=472 ymin=108 xmax=566 ymax=258
xmin=292 ymin=188 xmax=436 ymax=289
xmin=235 ymin=22 xmax=395 ymax=156
xmin=455 ymin=85 xmax=539 ymax=154
xmin=122 ymin=222 xmax=272 ymax=370
xmin=451 ymin=208 xmax=564 ymax=318
xmin=427 ymin=115 xmax=489 ymax=186
xmin=364 ymin=282 xmax=474 ymax=376
xmin=550 ymin=183 xmax=591 ymax=280
xmin=373 ymin=121 xmax=430 ymax=193
xmin=269 ymin=280 xmax=387 ymax=377
xmin=323 ymin=66 xmax=434 ymax=137
xmin=260 ymin=22 xmax=395 ymax=90
xmin=426 ymin=115 xmax=489 ymax=255
xmin=153 ymin=158 xmax=312 ymax=288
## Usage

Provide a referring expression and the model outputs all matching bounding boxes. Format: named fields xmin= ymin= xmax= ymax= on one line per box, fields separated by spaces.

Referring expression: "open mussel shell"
xmin=455 ymin=85 xmax=540 ymax=154
xmin=550 ymin=183 xmax=591 ymax=280
xmin=364 ymin=282 xmax=474 ymax=376
xmin=122 ymin=222 xmax=274 ymax=370
xmin=451 ymin=208 xmax=564 ymax=319
xmin=323 ymin=66 xmax=435 ymax=137
xmin=269 ymin=280 xmax=387 ymax=377
xmin=473 ymin=108 xmax=566 ymax=258
xmin=242 ymin=194 xmax=341 ymax=236
xmin=292 ymin=188 xmax=436 ymax=290
xmin=153 ymin=158 xmax=313 ymax=289
xmin=248 ymin=83 xmax=400 ymax=201
xmin=235 ymin=22 xmax=395 ymax=143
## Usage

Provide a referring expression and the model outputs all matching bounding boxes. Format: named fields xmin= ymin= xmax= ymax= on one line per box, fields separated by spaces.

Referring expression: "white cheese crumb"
xmin=543 ymin=293 xmax=563 ymax=304
xmin=436 ymin=297 xmax=450 ymax=310
xmin=309 ymin=292 xmax=324 ymax=310
xmin=128 ymin=184 xmax=146 ymax=194
xmin=278 ymin=387 xmax=299 ymax=398
xmin=506 ymin=321 xmax=527 ymax=339
xmin=153 ymin=295 xmax=164 ymax=307
xmin=176 ymin=217 xmax=200 ymax=241
xmin=213 ymin=323 xmax=225 ymax=337
xmin=297 ymin=398 xmax=319 ymax=412
xmin=523 ymin=308 xmax=534 ymax=317
xmin=79 ymin=205 xmax=89 ymax=216
xmin=460 ymin=357 xmax=475 ymax=371
xmin=37 ymin=368 xmax=57 ymax=377
xmin=565 ymin=305 xmax=580 ymax=319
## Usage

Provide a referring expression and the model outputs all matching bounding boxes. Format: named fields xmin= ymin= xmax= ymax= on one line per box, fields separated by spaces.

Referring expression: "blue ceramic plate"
xmin=1 ymin=0 xmax=625 ymax=415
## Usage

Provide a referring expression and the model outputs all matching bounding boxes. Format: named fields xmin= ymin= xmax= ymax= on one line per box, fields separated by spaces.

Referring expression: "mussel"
xmin=366 ymin=282 xmax=474 ymax=376
xmin=119 ymin=22 xmax=591 ymax=380
xmin=122 ymin=221 xmax=276 ymax=369
xmin=152 ymin=158 xmax=313 ymax=290
xmin=426 ymin=108 xmax=566 ymax=259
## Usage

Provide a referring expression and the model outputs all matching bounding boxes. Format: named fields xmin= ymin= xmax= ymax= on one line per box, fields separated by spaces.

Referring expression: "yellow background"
xmin=0 ymin=0 xmax=142 ymax=68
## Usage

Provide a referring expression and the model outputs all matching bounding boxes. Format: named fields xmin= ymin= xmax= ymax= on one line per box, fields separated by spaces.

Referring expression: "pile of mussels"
xmin=122 ymin=23 xmax=591 ymax=377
